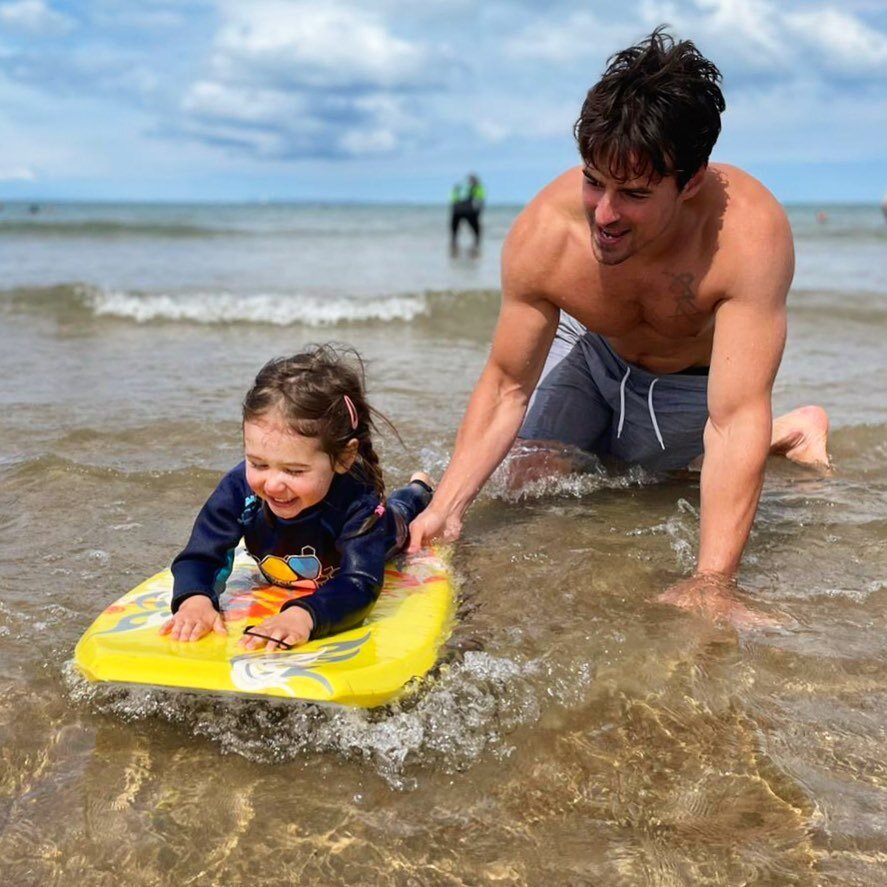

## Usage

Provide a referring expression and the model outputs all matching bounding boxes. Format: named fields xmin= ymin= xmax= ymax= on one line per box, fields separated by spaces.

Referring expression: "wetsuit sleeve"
xmin=170 ymin=467 xmax=245 ymax=613
xmin=281 ymin=500 xmax=388 ymax=640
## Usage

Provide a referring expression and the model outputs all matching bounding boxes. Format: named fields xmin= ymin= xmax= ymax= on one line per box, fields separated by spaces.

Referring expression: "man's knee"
xmin=505 ymin=438 xmax=603 ymax=488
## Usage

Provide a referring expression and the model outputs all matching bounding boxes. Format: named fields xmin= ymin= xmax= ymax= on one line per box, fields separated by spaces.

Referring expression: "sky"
xmin=1 ymin=0 xmax=885 ymax=204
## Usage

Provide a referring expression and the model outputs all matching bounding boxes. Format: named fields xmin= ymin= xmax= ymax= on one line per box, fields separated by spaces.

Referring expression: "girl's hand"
xmin=239 ymin=607 xmax=314 ymax=652
xmin=160 ymin=595 xmax=227 ymax=642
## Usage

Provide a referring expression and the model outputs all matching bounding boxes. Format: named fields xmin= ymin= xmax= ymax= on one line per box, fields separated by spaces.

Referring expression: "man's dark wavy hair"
xmin=574 ymin=26 xmax=725 ymax=189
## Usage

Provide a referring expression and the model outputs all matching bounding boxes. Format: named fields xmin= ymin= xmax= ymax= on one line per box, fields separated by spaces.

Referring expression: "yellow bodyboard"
xmin=74 ymin=548 xmax=455 ymax=708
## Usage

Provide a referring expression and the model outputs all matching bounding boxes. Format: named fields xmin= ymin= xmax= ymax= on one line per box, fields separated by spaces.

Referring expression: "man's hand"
xmin=239 ymin=607 xmax=314 ymax=652
xmin=657 ymin=573 xmax=780 ymax=630
xmin=160 ymin=595 xmax=227 ymax=642
xmin=408 ymin=507 xmax=462 ymax=553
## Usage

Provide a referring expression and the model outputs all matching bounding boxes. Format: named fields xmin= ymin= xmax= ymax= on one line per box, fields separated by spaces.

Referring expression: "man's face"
xmin=581 ymin=163 xmax=684 ymax=266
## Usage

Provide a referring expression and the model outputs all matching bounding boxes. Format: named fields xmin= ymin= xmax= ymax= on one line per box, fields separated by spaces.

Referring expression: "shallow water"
xmin=1 ymin=200 xmax=886 ymax=885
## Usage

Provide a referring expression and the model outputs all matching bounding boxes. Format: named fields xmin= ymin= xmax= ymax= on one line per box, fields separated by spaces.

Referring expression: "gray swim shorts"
xmin=518 ymin=312 xmax=710 ymax=470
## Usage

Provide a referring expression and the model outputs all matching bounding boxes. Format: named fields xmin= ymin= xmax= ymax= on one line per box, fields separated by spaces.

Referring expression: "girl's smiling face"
xmin=243 ymin=411 xmax=356 ymax=519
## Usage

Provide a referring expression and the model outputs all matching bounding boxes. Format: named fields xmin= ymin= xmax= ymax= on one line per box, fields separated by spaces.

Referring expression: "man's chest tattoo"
xmin=664 ymin=271 xmax=703 ymax=318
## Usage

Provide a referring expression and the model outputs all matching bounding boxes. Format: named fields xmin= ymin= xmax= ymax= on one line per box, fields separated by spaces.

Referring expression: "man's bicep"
xmin=486 ymin=294 xmax=560 ymax=396
xmin=708 ymin=194 xmax=793 ymax=424
xmin=708 ymin=297 xmax=786 ymax=425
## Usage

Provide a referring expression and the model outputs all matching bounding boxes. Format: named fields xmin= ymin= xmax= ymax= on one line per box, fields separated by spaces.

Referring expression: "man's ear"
xmin=334 ymin=438 xmax=360 ymax=474
xmin=679 ymin=164 xmax=707 ymax=201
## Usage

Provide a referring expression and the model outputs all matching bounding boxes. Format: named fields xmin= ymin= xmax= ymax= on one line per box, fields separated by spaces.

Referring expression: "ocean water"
xmin=1 ymin=198 xmax=886 ymax=885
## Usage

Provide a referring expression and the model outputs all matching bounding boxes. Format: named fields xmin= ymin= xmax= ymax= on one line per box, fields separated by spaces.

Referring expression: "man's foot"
xmin=770 ymin=405 xmax=831 ymax=468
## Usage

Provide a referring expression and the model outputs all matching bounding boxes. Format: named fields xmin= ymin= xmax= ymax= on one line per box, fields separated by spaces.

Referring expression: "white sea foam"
xmin=64 ymin=650 xmax=548 ymax=789
xmin=84 ymin=286 xmax=430 ymax=326
xmin=484 ymin=444 xmax=659 ymax=502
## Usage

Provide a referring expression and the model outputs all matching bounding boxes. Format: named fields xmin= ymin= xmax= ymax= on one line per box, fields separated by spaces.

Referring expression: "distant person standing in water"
xmin=450 ymin=174 xmax=486 ymax=255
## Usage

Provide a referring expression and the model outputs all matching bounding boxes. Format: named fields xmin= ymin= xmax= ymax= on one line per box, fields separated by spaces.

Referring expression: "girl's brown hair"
xmin=242 ymin=344 xmax=394 ymax=498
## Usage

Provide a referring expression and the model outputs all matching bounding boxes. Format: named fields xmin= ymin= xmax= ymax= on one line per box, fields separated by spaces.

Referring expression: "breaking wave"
xmin=2 ymin=283 xmax=500 ymax=328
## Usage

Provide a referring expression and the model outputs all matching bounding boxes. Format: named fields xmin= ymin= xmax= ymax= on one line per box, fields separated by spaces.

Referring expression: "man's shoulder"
xmin=706 ymin=164 xmax=794 ymax=302
xmin=503 ymin=167 xmax=587 ymax=300
xmin=709 ymin=164 xmax=790 ymax=237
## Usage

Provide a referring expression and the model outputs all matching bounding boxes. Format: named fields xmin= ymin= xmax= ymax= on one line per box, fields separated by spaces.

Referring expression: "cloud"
xmin=0 ymin=0 xmax=74 ymax=36
xmin=784 ymin=7 xmax=887 ymax=75
xmin=637 ymin=0 xmax=887 ymax=85
xmin=466 ymin=94 xmax=578 ymax=145
xmin=177 ymin=0 xmax=449 ymax=159
xmin=720 ymin=78 xmax=887 ymax=163
xmin=211 ymin=1 xmax=435 ymax=90
xmin=503 ymin=1 xmax=887 ymax=88
xmin=168 ymin=0 xmax=887 ymax=168
xmin=503 ymin=10 xmax=644 ymax=63
xmin=179 ymin=78 xmax=421 ymax=159
xmin=89 ymin=3 xmax=192 ymax=32
xmin=3 ymin=44 xmax=160 ymax=101
xmin=0 ymin=164 xmax=36 ymax=181
xmin=0 ymin=0 xmax=883 ymax=199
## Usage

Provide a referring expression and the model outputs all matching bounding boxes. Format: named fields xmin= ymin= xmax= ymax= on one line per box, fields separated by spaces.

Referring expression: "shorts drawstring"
xmin=617 ymin=367 xmax=666 ymax=451
xmin=617 ymin=367 xmax=630 ymax=438
xmin=648 ymin=378 xmax=665 ymax=450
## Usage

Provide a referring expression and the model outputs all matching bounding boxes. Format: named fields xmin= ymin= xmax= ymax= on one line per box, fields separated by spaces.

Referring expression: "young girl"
xmin=160 ymin=345 xmax=433 ymax=652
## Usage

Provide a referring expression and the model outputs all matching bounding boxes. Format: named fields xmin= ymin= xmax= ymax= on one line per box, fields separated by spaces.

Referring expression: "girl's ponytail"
xmin=355 ymin=434 xmax=385 ymax=499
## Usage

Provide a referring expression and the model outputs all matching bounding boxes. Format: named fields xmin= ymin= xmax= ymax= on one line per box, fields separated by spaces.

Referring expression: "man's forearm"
xmin=697 ymin=412 xmax=770 ymax=577
xmin=432 ymin=373 xmax=529 ymax=519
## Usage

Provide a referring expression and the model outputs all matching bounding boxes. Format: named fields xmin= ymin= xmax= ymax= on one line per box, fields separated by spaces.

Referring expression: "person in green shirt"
xmin=450 ymin=173 xmax=485 ymax=255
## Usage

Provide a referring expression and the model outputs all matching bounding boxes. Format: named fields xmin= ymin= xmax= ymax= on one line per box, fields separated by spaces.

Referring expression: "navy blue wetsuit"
xmin=171 ymin=463 xmax=432 ymax=640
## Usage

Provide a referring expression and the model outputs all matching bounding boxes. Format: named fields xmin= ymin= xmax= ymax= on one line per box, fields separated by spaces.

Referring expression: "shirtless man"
xmin=409 ymin=28 xmax=829 ymax=625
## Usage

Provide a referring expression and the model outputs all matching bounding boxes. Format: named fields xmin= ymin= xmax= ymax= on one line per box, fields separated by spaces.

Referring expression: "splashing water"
xmin=64 ymin=650 xmax=559 ymax=790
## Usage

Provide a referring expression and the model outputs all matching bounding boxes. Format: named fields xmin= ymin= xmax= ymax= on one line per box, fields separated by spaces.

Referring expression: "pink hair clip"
xmin=343 ymin=395 xmax=359 ymax=430
xmin=374 ymin=504 xmax=386 ymax=516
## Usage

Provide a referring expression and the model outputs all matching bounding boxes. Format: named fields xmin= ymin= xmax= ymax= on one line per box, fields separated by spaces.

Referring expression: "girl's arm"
xmin=170 ymin=464 xmax=247 ymax=613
